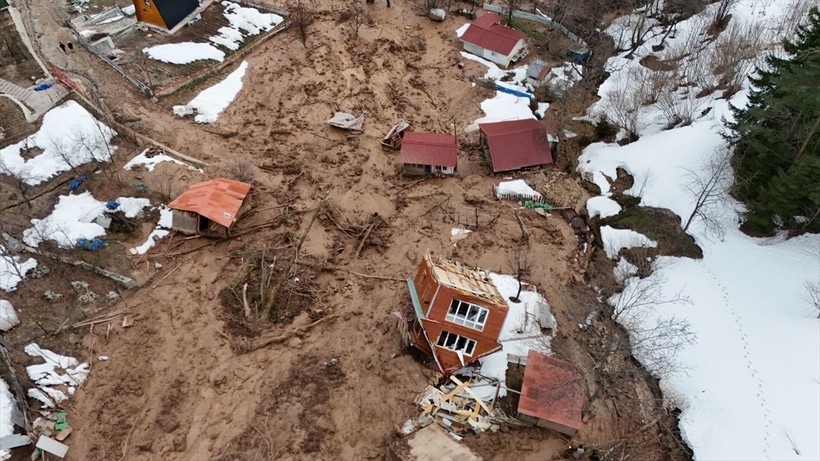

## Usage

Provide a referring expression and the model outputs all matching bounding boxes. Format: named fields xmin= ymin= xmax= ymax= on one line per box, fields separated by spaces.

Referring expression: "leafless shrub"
xmin=681 ymin=149 xmax=732 ymax=237
xmin=293 ymin=0 xmax=314 ymax=46
xmin=806 ymin=280 xmax=820 ymax=319
xmin=605 ymin=66 xmax=650 ymax=138
xmin=774 ymin=0 xmax=815 ymax=40
xmin=507 ymin=249 xmax=533 ymax=303
xmin=656 ymin=85 xmax=702 ymax=128
xmin=342 ymin=0 xmax=368 ymax=37
xmin=0 ymin=158 xmax=35 ymax=209
xmin=711 ymin=0 xmax=737 ymax=31
xmin=225 ymin=154 xmax=256 ymax=184
xmin=707 ymin=20 xmax=765 ymax=96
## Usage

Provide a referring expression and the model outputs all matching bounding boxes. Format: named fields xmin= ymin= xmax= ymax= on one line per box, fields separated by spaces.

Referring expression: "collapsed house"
xmin=399 ymin=132 xmax=458 ymax=176
xmin=132 ymin=0 xmax=202 ymax=32
xmin=517 ymin=350 xmax=585 ymax=436
xmin=167 ymin=178 xmax=251 ymax=237
xmin=479 ymin=119 xmax=555 ymax=173
xmin=406 ymin=252 xmax=508 ymax=375
xmin=460 ymin=13 xmax=527 ymax=68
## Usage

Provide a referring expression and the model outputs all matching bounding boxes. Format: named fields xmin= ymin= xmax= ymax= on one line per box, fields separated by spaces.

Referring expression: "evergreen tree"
xmin=727 ymin=7 xmax=820 ymax=234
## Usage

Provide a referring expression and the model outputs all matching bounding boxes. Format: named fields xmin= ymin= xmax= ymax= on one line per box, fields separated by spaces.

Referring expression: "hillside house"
xmin=479 ymin=119 xmax=554 ymax=173
xmin=132 ymin=0 xmax=201 ymax=31
xmin=517 ymin=350 xmax=585 ymax=436
xmin=399 ymin=132 xmax=458 ymax=176
xmin=407 ymin=253 xmax=509 ymax=375
xmin=167 ymin=178 xmax=251 ymax=237
xmin=460 ymin=13 xmax=527 ymax=68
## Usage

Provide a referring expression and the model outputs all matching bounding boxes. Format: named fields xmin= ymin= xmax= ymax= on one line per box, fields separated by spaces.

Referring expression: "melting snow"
xmin=143 ymin=42 xmax=225 ymax=64
xmin=0 ymin=101 xmax=116 ymax=186
xmin=173 ymin=61 xmax=248 ymax=123
xmin=600 ymin=225 xmax=657 ymax=259
xmin=0 ymin=247 xmax=37 ymax=292
xmin=23 ymin=192 xmax=150 ymax=248
xmin=586 ymin=196 xmax=622 ymax=218
xmin=0 ymin=378 xmax=16 ymax=460
xmin=24 ymin=343 xmax=89 ymax=409
xmin=0 ymin=300 xmax=19 ymax=332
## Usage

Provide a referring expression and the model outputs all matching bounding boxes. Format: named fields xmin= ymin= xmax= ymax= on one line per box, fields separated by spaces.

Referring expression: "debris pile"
xmin=401 ymin=376 xmax=499 ymax=440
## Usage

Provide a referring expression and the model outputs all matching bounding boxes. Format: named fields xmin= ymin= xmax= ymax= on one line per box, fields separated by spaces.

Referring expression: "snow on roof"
xmin=168 ymin=178 xmax=250 ymax=228
xmin=461 ymin=13 xmax=526 ymax=56
xmin=425 ymin=253 xmax=506 ymax=307
xmin=479 ymin=119 xmax=553 ymax=172
xmin=518 ymin=350 xmax=584 ymax=432
xmin=173 ymin=61 xmax=248 ymax=124
xmin=399 ymin=132 xmax=458 ymax=168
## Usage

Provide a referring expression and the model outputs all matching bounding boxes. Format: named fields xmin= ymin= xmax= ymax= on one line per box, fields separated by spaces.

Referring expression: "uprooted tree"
xmin=507 ymin=249 xmax=532 ymax=303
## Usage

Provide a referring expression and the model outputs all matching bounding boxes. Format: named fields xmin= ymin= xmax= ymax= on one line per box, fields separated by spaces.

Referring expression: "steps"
xmin=0 ymin=77 xmax=32 ymax=102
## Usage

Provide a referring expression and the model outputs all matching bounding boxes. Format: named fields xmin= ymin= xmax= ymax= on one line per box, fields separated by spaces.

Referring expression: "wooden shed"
xmin=407 ymin=252 xmax=509 ymax=375
xmin=167 ymin=178 xmax=251 ymax=237
xmin=132 ymin=0 xmax=200 ymax=31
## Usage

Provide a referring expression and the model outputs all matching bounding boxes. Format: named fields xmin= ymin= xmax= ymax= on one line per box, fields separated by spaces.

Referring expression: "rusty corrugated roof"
xmin=461 ymin=13 xmax=526 ymax=57
xmin=167 ymin=178 xmax=251 ymax=228
xmin=399 ymin=132 xmax=458 ymax=168
xmin=479 ymin=119 xmax=553 ymax=172
xmin=518 ymin=350 xmax=584 ymax=432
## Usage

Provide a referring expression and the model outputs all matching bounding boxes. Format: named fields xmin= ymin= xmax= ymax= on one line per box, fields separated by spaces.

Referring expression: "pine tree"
xmin=727 ymin=7 xmax=820 ymax=234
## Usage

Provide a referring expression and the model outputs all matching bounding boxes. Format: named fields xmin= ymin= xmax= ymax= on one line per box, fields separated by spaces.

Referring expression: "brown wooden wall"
xmin=134 ymin=0 xmax=167 ymax=28
xmin=426 ymin=284 xmax=506 ymax=342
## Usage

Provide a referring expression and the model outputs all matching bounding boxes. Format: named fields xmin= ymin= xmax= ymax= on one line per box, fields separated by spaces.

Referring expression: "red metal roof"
xmin=167 ymin=178 xmax=251 ymax=228
xmin=399 ymin=132 xmax=458 ymax=168
xmin=479 ymin=119 xmax=554 ymax=172
xmin=518 ymin=350 xmax=584 ymax=433
xmin=461 ymin=13 xmax=526 ymax=56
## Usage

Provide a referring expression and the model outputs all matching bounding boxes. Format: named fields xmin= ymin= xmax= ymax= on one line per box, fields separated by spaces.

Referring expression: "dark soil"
xmin=604 ymin=206 xmax=702 ymax=259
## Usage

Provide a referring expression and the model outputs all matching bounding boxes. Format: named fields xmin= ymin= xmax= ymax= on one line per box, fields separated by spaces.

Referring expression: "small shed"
xmin=167 ymin=178 xmax=251 ymax=237
xmin=132 ymin=0 xmax=200 ymax=31
xmin=479 ymin=119 xmax=554 ymax=173
xmin=399 ymin=132 xmax=458 ymax=176
xmin=517 ymin=350 xmax=584 ymax=436
xmin=460 ymin=13 xmax=528 ymax=68
xmin=526 ymin=60 xmax=551 ymax=88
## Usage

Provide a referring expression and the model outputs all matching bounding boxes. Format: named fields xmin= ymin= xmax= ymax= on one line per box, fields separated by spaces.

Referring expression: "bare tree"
xmin=293 ymin=0 xmax=314 ymax=46
xmin=712 ymin=0 xmax=737 ymax=31
xmin=0 ymin=158 xmax=35 ymax=209
xmin=507 ymin=249 xmax=532 ymax=303
xmin=681 ymin=150 xmax=732 ymax=236
xmin=502 ymin=0 xmax=523 ymax=26
xmin=610 ymin=262 xmax=690 ymax=322
xmin=806 ymin=280 xmax=820 ymax=319
xmin=223 ymin=154 xmax=256 ymax=184
xmin=605 ymin=66 xmax=649 ymax=139
xmin=345 ymin=0 xmax=367 ymax=37
xmin=50 ymin=137 xmax=80 ymax=173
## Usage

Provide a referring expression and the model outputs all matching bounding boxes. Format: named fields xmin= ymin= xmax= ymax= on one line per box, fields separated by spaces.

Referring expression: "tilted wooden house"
xmin=132 ymin=0 xmax=200 ymax=31
xmin=407 ymin=253 xmax=509 ymax=375
xmin=167 ymin=178 xmax=251 ymax=237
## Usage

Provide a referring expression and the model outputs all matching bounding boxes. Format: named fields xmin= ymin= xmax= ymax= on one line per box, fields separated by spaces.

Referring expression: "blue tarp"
xmin=33 ymin=83 xmax=52 ymax=92
xmin=494 ymin=83 xmax=533 ymax=99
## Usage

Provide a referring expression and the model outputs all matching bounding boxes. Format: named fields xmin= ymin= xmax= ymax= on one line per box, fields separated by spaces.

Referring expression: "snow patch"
xmin=0 ymin=100 xmax=116 ymax=186
xmin=209 ymin=1 xmax=282 ymax=50
xmin=25 ymin=343 xmax=89 ymax=409
xmin=0 ymin=246 xmax=37 ymax=292
xmin=600 ymin=225 xmax=657 ymax=259
xmin=143 ymin=42 xmax=225 ymax=64
xmin=0 ymin=300 xmax=19 ymax=332
xmin=173 ymin=61 xmax=248 ymax=123
xmin=23 ymin=192 xmax=150 ymax=248
xmin=124 ymin=149 xmax=198 ymax=171
xmin=0 ymin=378 xmax=16 ymax=460
xmin=494 ymin=179 xmax=542 ymax=200
xmin=587 ymin=196 xmax=622 ymax=218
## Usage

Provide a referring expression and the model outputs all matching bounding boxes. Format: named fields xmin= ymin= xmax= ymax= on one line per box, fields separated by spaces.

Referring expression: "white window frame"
xmin=435 ymin=331 xmax=476 ymax=356
xmin=446 ymin=299 xmax=489 ymax=331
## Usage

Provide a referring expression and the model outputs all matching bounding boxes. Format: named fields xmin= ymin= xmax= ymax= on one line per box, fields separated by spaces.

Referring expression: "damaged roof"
xmin=518 ymin=350 xmax=584 ymax=433
xmin=460 ymin=13 xmax=527 ymax=56
xmin=399 ymin=132 xmax=458 ymax=168
xmin=425 ymin=252 xmax=506 ymax=307
xmin=479 ymin=119 xmax=554 ymax=172
xmin=168 ymin=178 xmax=251 ymax=228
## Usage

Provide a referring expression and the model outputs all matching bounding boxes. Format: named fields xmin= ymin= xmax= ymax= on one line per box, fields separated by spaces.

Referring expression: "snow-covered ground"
xmin=0 ymin=101 xmax=116 ymax=186
xmin=0 ymin=378 xmax=15 ymax=460
xmin=579 ymin=1 xmax=820 ymax=459
xmin=474 ymin=274 xmax=554 ymax=400
xmin=0 ymin=247 xmax=37 ymax=292
xmin=25 ymin=343 xmax=89 ymax=409
xmin=23 ymin=192 xmax=150 ymax=248
xmin=144 ymin=1 xmax=281 ymax=64
xmin=143 ymin=42 xmax=225 ymax=64
xmin=124 ymin=148 xmax=196 ymax=171
xmin=600 ymin=225 xmax=657 ymax=259
xmin=173 ymin=61 xmax=248 ymax=123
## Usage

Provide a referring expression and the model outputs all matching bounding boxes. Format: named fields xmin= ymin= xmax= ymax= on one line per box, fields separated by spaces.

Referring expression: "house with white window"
xmin=406 ymin=252 xmax=509 ymax=375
